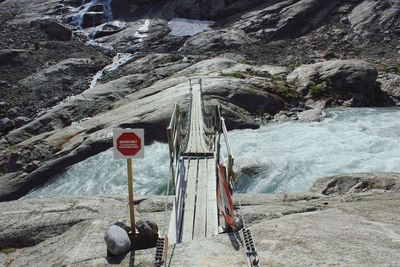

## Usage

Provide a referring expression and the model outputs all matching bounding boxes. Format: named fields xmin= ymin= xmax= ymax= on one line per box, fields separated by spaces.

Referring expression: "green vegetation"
xmin=167 ymin=53 xmax=181 ymax=62
xmin=287 ymin=63 xmax=301 ymax=72
xmin=309 ymin=82 xmax=328 ymax=96
xmin=1 ymin=247 xmax=17 ymax=254
xmin=219 ymin=71 xmax=246 ymax=79
xmin=271 ymin=75 xmax=298 ymax=98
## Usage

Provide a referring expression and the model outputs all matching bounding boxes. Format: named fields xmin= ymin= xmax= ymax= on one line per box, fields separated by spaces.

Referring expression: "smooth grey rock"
xmin=273 ymin=112 xmax=290 ymax=122
xmin=297 ymin=109 xmax=324 ymax=122
xmin=309 ymin=172 xmax=400 ymax=195
xmin=104 ymin=225 xmax=131 ymax=255
xmin=287 ymin=59 xmax=378 ymax=102
xmin=0 ymin=182 xmax=399 ymax=266
xmin=135 ymin=220 xmax=158 ymax=237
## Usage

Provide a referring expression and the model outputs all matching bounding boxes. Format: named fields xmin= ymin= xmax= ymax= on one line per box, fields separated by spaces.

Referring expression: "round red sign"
xmin=116 ymin=132 xmax=142 ymax=156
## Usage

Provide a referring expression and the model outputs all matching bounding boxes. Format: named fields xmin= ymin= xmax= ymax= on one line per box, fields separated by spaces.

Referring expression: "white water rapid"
xmin=27 ymin=108 xmax=400 ymax=198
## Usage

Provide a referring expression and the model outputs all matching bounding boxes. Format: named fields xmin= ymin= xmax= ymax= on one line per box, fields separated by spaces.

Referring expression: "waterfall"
xmin=72 ymin=0 xmax=113 ymax=29
xmin=89 ymin=53 xmax=134 ymax=89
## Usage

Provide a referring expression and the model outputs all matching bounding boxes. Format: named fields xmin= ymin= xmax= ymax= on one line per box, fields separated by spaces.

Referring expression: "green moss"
xmin=219 ymin=71 xmax=246 ymax=79
xmin=309 ymin=82 xmax=328 ymax=96
xmin=1 ymin=247 xmax=17 ymax=254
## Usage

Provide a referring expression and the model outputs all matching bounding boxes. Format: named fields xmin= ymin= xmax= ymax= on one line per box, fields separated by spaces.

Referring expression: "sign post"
xmin=113 ymin=129 xmax=144 ymax=234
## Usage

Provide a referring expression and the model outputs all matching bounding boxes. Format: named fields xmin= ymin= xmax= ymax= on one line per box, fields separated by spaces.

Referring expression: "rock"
xmin=309 ymin=172 xmax=400 ymax=195
xmin=273 ymin=112 xmax=290 ymax=122
xmin=88 ymin=4 xmax=104 ymax=13
xmin=40 ymin=19 xmax=73 ymax=41
xmin=181 ymin=28 xmax=255 ymax=54
xmin=135 ymin=220 xmax=158 ymax=237
xmin=104 ymin=225 xmax=131 ymax=256
xmin=287 ymin=60 xmax=378 ymax=104
xmin=22 ymin=160 xmax=41 ymax=173
xmin=89 ymin=21 xmax=127 ymax=39
xmin=297 ymin=109 xmax=324 ymax=122
xmin=1 ymin=185 xmax=400 ymax=266
xmin=0 ymin=49 xmax=26 ymax=64
xmin=304 ymin=99 xmax=326 ymax=110
xmin=113 ymin=220 xmax=131 ymax=233
xmin=0 ymin=118 xmax=14 ymax=132
xmin=82 ymin=12 xmax=104 ymax=29
xmin=14 ymin=116 xmax=31 ymax=127
xmin=6 ymin=108 xmax=19 ymax=117
xmin=377 ymin=73 xmax=400 ymax=105
xmin=0 ymin=102 xmax=8 ymax=114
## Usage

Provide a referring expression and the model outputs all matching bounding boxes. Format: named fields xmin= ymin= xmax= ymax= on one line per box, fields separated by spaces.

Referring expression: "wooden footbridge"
xmin=155 ymin=80 xmax=260 ymax=267
xmin=166 ymin=80 xmax=235 ymax=243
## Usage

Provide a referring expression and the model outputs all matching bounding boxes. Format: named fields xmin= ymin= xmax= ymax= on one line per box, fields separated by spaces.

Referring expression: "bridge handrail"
xmin=167 ymin=102 xmax=182 ymax=188
xmin=216 ymin=105 xmax=235 ymax=186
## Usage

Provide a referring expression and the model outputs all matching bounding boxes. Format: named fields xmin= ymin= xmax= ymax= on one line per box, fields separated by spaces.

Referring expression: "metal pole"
xmin=127 ymin=158 xmax=136 ymax=234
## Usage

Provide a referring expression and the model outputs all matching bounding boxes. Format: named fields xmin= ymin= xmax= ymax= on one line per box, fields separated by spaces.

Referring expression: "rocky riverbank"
xmin=0 ymin=172 xmax=399 ymax=266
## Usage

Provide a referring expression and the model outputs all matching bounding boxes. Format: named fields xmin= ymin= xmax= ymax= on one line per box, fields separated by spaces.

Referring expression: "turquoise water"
xmin=27 ymin=107 xmax=400 ymax=197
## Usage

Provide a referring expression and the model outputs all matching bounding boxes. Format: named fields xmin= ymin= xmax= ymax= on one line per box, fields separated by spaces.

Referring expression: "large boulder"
xmin=135 ymin=220 xmax=158 ymax=237
xmin=104 ymin=225 xmax=131 ymax=255
xmin=287 ymin=60 xmax=378 ymax=104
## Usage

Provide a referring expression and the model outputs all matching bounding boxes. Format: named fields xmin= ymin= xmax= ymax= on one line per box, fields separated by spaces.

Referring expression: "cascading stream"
xmin=72 ymin=0 xmax=113 ymax=29
xmin=26 ymin=108 xmax=400 ymax=198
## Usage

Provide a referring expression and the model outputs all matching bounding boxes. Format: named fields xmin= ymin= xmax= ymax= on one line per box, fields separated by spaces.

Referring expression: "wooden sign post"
xmin=113 ymin=129 xmax=145 ymax=232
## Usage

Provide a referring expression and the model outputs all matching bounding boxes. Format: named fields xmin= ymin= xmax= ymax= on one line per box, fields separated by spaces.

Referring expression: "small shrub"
xmin=271 ymin=77 xmax=297 ymax=98
xmin=309 ymin=82 xmax=328 ymax=96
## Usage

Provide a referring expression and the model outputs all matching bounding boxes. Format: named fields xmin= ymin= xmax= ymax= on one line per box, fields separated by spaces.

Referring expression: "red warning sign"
xmin=113 ymin=129 xmax=144 ymax=159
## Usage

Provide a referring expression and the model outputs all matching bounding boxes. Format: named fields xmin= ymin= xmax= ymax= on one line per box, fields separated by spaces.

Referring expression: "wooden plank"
xmin=193 ymin=159 xmax=207 ymax=239
xmin=206 ymin=158 xmax=219 ymax=237
xmin=168 ymin=159 xmax=189 ymax=244
xmin=181 ymin=159 xmax=198 ymax=242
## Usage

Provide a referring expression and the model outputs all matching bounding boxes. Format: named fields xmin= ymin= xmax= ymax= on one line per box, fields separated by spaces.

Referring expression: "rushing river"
xmin=27 ymin=107 xmax=400 ymax=198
